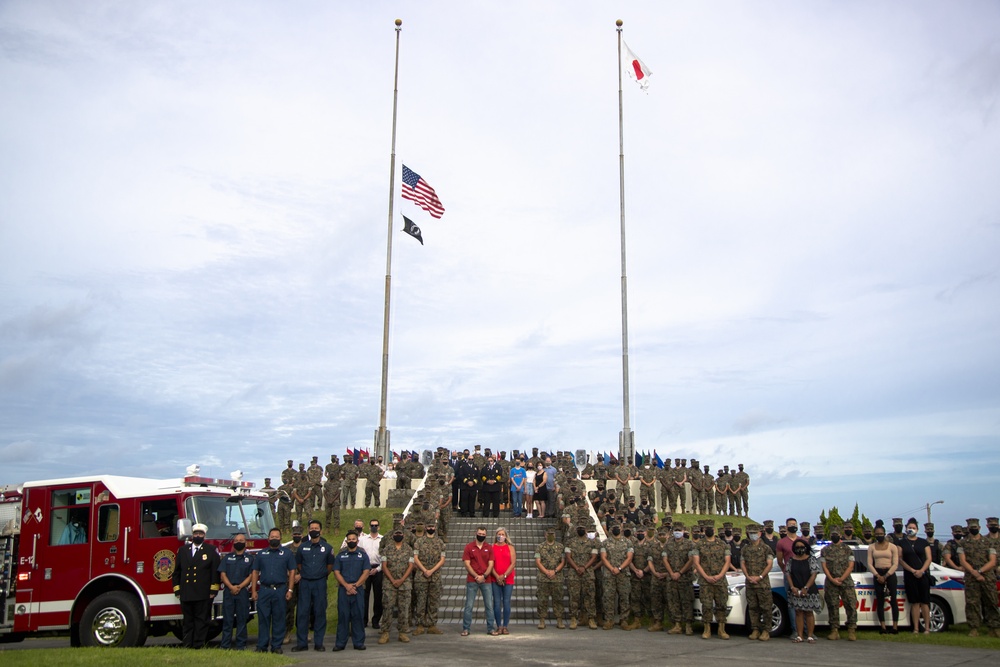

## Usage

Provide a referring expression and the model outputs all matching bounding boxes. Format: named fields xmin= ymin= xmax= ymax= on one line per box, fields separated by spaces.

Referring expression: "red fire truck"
xmin=0 ymin=473 xmax=275 ymax=647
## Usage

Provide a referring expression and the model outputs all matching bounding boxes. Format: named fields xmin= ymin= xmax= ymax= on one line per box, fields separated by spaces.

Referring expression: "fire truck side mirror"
xmin=177 ymin=518 xmax=193 ymax=541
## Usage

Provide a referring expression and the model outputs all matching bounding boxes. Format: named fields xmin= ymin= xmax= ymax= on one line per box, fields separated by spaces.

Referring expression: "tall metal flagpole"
xmin=375 ymin=19 xmax=403 ymax=464
xmin=616 ymin=19 xmax=635 ymax=466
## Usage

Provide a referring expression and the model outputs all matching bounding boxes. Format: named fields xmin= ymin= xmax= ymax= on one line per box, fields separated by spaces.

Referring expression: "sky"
xmin=2 ymin=1 xmax=998 ymax=533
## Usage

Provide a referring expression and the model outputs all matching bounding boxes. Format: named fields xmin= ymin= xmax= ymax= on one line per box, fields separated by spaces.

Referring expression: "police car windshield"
xmin=184 ymin=496 xmax=275 ymax=539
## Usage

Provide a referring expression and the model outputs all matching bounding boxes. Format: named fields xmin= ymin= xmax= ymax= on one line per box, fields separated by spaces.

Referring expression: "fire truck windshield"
xmin=184 ymin=495 xmax=275 ymax=540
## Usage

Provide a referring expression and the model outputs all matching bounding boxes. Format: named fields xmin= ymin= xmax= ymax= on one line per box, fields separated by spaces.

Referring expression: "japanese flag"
xmin=623 ymin=40 xmax=652 ymax=91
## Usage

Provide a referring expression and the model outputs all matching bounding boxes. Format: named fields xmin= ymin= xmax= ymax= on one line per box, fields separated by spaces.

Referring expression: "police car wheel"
xmin=927 ymin=596 xmax=951 ymax=633
xmin=770 ymin=595 xmax=790 ymax=636
xmin=79 ymin=591 xmax=147 ymax=648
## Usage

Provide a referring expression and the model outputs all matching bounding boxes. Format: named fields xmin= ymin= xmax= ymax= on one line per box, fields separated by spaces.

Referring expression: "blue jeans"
xmin=297 ymin=578 xmax=328 ymax=648
xmin=491 ymin=582 xmax=513 ymax=628
xmin=463 ymin=581 xmax=496 ymax=632
xmin=510 ymin=487 xmax=524 ymax=516
xmin=255 ymin=586 xmax=286 ymax=652
xmin=221 ymin=589 xmax=250 ymax=649
xmin=336 ymin=585 xmax=366 ymax=649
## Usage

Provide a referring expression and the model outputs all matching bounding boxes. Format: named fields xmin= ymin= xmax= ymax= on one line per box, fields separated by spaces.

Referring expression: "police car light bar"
xmin=183 ymin=475 xmax=255 ymax=489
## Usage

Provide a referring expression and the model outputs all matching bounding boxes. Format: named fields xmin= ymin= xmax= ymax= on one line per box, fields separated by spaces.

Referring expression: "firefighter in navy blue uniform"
xmin=251 ymin=528 xmax=297 ymax=654
xmin=333 ymin=531 xmax=371 ymax=650
xmin=292 ymin=520 xmax=335 ymax=652
xmin=172 ymin=523 xmax=221 ymax=649
xmin=219 ymin=534 xmax=255 ymax=650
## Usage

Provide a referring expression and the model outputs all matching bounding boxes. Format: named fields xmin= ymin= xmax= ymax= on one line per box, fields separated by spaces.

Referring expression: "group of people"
xmin=259 ymin=454 xmax=428 ymax=537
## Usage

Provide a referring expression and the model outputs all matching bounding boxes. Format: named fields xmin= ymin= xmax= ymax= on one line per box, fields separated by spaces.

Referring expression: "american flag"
xmin=401 ymin=165 xmax=445 ymax=218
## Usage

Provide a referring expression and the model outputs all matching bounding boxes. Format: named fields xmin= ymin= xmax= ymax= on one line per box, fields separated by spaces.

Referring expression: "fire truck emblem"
xmin=153 ymin=549 xmax=176 ymax=582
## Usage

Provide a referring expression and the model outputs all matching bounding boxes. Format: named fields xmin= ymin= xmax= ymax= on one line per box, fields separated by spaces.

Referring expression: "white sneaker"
xmin=526 ymin=514 xmax=533 ymax=519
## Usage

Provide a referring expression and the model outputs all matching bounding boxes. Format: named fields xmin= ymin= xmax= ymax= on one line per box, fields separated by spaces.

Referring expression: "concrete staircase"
xmin=438 ymin=515 xmax=570 ymax=626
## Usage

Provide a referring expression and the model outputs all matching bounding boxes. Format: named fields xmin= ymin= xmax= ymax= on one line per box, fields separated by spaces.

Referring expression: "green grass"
xmin=855 ymin=624 xmax=1000 ymax=649
xmin=654 ymin=512 xmax=762 ymax=532
xmin=0 ymin=647 xmax=290 ymax=667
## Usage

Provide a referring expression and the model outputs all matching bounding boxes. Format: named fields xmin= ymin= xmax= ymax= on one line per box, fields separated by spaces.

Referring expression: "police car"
xmin=720 ymin=543 xmax=967 ymax=635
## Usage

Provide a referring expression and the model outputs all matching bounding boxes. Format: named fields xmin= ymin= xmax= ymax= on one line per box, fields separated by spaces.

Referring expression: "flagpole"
xmin=616 ymin=19 xmax=635 ymax=467
xmin=375 ymin=19 xmax=403 ymax=465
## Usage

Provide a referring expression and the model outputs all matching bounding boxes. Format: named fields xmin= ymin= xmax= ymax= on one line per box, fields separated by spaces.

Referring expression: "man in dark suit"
xmin=457 ymin=450 xmax=479 ymax=517
xmin=173 ymin=522 xmax=221 ymax=648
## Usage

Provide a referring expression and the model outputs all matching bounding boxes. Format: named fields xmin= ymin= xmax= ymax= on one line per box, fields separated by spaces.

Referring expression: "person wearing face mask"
xmin=461 ymin=526 xmax=498 ymax=636
xmin=942 ymin=524 xmax=964 ymax=570
xmin=924 ymin=523 xmax=942 ymax=565
xmin=535 ymin=528 xmax=566 ymax=629
xmin=867 ymin=521 xmax=899 ymax=634
xmin=740 ymin=524 xmax=774 ymax=641
xmin=332 ymin=530 xmax=371 ymax=651
xmin=251 ymin=528 xmax=297 ymax=653
xmin=457 ymin=450 xmax=480 ymax=518
xmin=172 ymin=523 xmax=221 ymax=649
xmin=889 ymin=517 xmax=906 ymax=547
xmin=283 ymin=523 xmax=305 ymax=645
xmin=662 ymin=519 xmax=696 ymax=635
xmin=899 ymin=517 xmax=932 ymax=635
xmin=533 ymin=464 xmax=549 ymax=520
xmin=646 ymin=527 xmax=671 ymax=632
xmin=985 ymin=517 xmax=1000 ymax=554
xmin=379 ymin=528 xmax=414 ymax=644
xmin=775 ymin=518 xmax=799 ymax=634
xmin=957 ymin=517 xmax=1000 ymax=637
xmin=413 ymin=522 xmax=446 ymax=635
xmin=291 ymin=520 xmax=334 ymax=652
xmin=480 ymin=456 xmax=503 ymax=518
xmin=627 ymin=526 xmax=651 ymax=629
xmin=219 ymin=532 xmax=255 ymax=650
xmin=693 ymin=520 xmax=732 ymax=639
xmin=509 ymin=458 xmax=527 ymax=518
xmin=842 ymin=522 xmax=859 ymax=545
xmin=491 ymin=527 xmax=517 ymax=634
xmin=819 ymin=528 xmax=858 ymax=640
xmin=761 ymin=520 xmax=779 ymax=554
xmin=565 ymin=523 xmax=599 ymax=629
xmin=800 ymin=522 xmax=813 ymax=546
xmin=785 ymin=538 xmax=821 ymax=642
xmin=601 ymin=521 xmax=635 ymax=630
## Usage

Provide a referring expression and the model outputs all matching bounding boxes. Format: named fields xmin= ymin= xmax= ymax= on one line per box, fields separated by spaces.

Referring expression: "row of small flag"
xmin=343 ymin=449 xmax=421 ymax=464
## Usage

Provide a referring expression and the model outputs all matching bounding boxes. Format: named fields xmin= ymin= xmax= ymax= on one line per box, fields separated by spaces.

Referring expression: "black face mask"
xmin=192 ymin=536 xmax=205 ymax=546
xmin=801 ymin=529 xmax=810 ymax=537
xmin=234 ymin=542 xmax=246 ymax=551
xmin=347 ymin=541 xmax=358 ymax=550
xmin=636 ymin=532 xmax=645 ymax=540
xmin=793 ymin=548 xmax=807 ymax=556
xmin=309 ymin=530 xmax=321 ymax=540
xmin=844 ymin=529 xmax=854 ymax=535
xmin=787 ymin=526 xmax=798 ymax=534
xmin=476 ymin=534 xmax=487 ymax=542
xmin=393 ymin=534 xmax=404 ymax=543
xmin=831 ymin=535 xmax=841 ymax=544
xmin=269 ymin=539 xmax=281 ymax=549
xmin=577 ymin=528 xmax=586 ymax=537
xmin=969 ymin=527 xmax=980 ymax=536
xmin=426 ymin=529 xmax=436 ymax=536
xmin=765 ymin=527 xmax=773 ymax=534
xmin=926 ymin=532 xmax=934 ymax=538
xmin=623 ymin=529 xmax=632 ymax=538
xmin=611 ymin=527 xmax=621 ymax=536
xmin=875 ymin=535 xmax=885 ymax=543
xmin=724 ymin=529 xmax=732 ymax=537
xmin=952 ymin=533 xmax=962 ymax=541
xmin=292 ymin=536 xmax=302 ymax=544
xmin=990 ymin=526 xmax=999 ymax=534
xmin=704 ymin=527 xmax=714 ymax=538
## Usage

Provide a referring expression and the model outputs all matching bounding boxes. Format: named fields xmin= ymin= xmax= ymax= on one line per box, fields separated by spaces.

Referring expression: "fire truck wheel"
xmin=79 ymin=591 xmax=147 ymax=648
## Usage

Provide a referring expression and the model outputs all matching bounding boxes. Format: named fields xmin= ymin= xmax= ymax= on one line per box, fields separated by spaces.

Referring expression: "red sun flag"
xmin=623 ymin=40 xmax=652 ymax=91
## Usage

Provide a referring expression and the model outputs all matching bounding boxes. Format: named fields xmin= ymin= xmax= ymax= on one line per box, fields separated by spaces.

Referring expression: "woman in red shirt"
xmin=491 ymin=527 xmax=517 ymax=634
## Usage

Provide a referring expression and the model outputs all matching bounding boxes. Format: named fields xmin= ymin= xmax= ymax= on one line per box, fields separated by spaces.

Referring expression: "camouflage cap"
xmin=924 ymin=523 xmax=934 ymax=531
xmin=842 ymin=522 xmax=853 ymax=529
xmin=672 ymin=521 xmax=685 ymax=530
xmin=264 ymin=477 xmax=271 ymax=483
xmin=950 ymin=524 xmax=963 ymax=532
xmin=986 ymin=517 xmax=999 ymax=527
xmin=292 ymin=522 xmax=303 ymax=534
xmin=298 ymin=463 xmax=306 ymax=469
xmin=703 ymin=465 xmax=710 ymax=472
xmin=287 ymin=459 xmax=293 ymax=464
xmin=892 ymin=517 xmax=903 ymax=525
xmin=723 ymin=521 xmax=733 ymax=529
xmin=702 ymin=519 xmax=716 ymax=528
xmin=663 ymin=515 xmax=673 ymax=525
xmin=800 ymin=521 xmax=810 ymax=528
xmin=474 ymin=444 xmax=481 ymax=450
xmin=967 ymin=518 xmax=980 ymax=528
xmin=763 ymin=519 xmax=774 ymax=527
xmin=691 ymin=459 xmax=698 ymax=466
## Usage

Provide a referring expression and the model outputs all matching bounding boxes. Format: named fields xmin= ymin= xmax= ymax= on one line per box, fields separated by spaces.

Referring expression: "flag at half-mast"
xmin=401 ymin=165 xmax=445 ymax=218
xmin=622 ymin=40 xmax=652 ymax=91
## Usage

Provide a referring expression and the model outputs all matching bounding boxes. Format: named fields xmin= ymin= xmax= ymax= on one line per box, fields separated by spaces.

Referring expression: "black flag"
xmin=402 ymin=215 xmax=423 ymax=245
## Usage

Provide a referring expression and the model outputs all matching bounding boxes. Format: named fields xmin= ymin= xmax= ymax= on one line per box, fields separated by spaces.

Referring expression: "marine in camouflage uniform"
xmin=672 ymin=459 xmax=688 ymax=514
xmin=820 ymin=529 xmax=858 ymax=640
xmin=646 ymin=528 xmax=671 ymax=631
xmin=663 ymin=521 xmax=695 ymax=634
xmin=638 ymin=462 xmax=657 ymax=507
xmin=701 ymin=464 xmax=715 ymax=514
xmin=280 ymin=459 xmax=296 ymax=486
xmin=600 ymin=527 xmax=634 ymax=629
xmin=594 ymin=457 xmax=609 ymax=487
xmin=275 ymin=483 xmax=294 ymax=534
xmin=686 ymin=460 xmax=701 ymax=514
xmin=292 ymin=471 xmax=313 ymax=524
xmin=713 ymin=470 xmax=729 ymax=517
xmin=363 ymin=459 xmax=385 ymax=507
xmin=628 ymin=529 xmax=653 ymax=625
xmin=535 ymin=529 xmax=566 ymax=628
xmin=942 ymin=524 xmax=964 ymax=570
xmin=732 ymin=464 xmax=749 ymax=517
xmin=260 ymin=478 xmax=278 ymax=513
xmin=323 ymin=474 xmax=341 ymax=531
xmin=412 ymin=524 xmax=445 ymax=633
xmin=693 ymin=522 xmax=731 ymax=638
xmin=379 ymin=528 xmax=414 ymax=643
xmin=565 ymin=527 xmax=599 ymax=629
xmin=740 ymin=524 xmax=773 ymax=640
xmin=306 ymin=457 xmax=324 ymax=511
xmin=340 ymin=460 xmax=359 ymax=508
xmin=723 ymin=466 xmax=738 ymax=516
xmin=957 ymin=518 xmax=1000 ymax=637
xmin=657 ymin=460 xmax=673 ymax=513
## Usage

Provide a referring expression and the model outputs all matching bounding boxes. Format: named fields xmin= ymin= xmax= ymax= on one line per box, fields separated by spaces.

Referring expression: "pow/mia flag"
xmin=402 ymin=215 xmax=423 ymax=245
